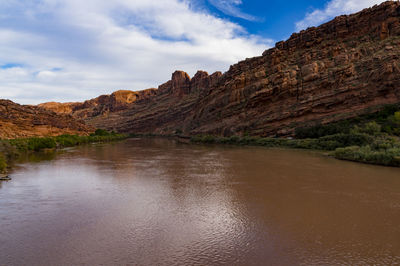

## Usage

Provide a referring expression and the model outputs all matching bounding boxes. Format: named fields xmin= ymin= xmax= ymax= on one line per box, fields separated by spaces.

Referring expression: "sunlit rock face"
xmin=41 ymin=1 xmax=400 ymax=137
xmin=0 ymin=100 xmax=93 ymax=138
xmin=39 ymin=89 xmax=157 ymax=119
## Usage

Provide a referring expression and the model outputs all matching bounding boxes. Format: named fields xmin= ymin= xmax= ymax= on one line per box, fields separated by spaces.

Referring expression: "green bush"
xmin=319 ymin=133 xmax=371 ymax=148
xmin=10 ymin=137 xmax=57 ymax=152
xmin=55 ymin=134 xmax=85 ymax=147
xmin=29 ymin=138 xmax=57 ymax=151
xmin=295 ymin=104 xmax=400 ymax=138
xmin=8 ymin=133 xmax=126 ymax=153
xmin=191 ymin=132 xmax=372 ymax=151
xmin=93 ymin=129 xmax=112 ymax=136
xmin=394 ymin=111 xmax=400 ymax=121
xmin=383 ymin=112 xmax=400 ymax=136
xmin=334 ymin=146 xmax=400 ymax=166
xmin=351 ymin=122 xmax=381 ymax=135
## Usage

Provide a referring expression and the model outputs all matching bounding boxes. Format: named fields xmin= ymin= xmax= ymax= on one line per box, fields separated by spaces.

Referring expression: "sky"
xmin=0 ymin=0 xmax=388 ymax=104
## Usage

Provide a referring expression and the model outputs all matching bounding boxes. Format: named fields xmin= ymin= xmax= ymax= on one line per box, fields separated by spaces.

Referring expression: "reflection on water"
xmin=0 ymin=138 xmax=400 ymax=265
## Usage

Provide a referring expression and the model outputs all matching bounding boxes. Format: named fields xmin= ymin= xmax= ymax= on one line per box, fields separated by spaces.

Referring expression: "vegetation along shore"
xmin=0 ymin=129 xmax=127 ymax=174
xmin=191 ymin=105 xmax=400 ymax=167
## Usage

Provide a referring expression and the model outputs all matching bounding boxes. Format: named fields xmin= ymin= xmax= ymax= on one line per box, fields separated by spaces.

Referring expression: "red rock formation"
xmin=40 ymin=89 xmax=157 ymax=119
xmin=0 ymin=100 xmax=93 ymax=139
xmin=41 ymin=1 xmax=400 ymax=137
xmin=191 ymin=71 xmax=222 ymax=92
xmin=157 ymin=70 xmax=222 ymax=95
xmin=38 ymin=102 xmax=81 ymax=114
xmin=158 ymin=71 xmax=191 ymax=96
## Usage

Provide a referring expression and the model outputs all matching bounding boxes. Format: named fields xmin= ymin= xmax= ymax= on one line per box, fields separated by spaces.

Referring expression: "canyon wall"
xmin=41 ymin=1 xmax=400 ymax=137
xmin=0 ymin=100 xmax=93 ymax=138
xmin=39 ymin=89 xmax=157 ymax=119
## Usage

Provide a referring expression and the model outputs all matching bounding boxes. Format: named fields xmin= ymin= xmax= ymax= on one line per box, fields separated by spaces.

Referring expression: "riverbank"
xmin=190 ymin=131 xmax=400 ymax=167
xmin=190 ymin=105 xmax=400 ymax=167
xmin=0 ymin=129 xmax=128 ymax=174
xmin=128 ymin=130 xmax=400 ymax=167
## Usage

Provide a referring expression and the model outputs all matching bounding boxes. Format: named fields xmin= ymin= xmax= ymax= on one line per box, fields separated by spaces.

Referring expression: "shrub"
xmin=295 ymin=104 xmax=400 ymax=139
xmin=8 ymin=133 xmax=126 ymax=153
xmin=383 ymin=112 xmax=400 ymax=136
xmin=334 ymin=146 xmax=362 ymax=160
xmin=238 ymin=136 xmax=258 ymax=145
xmin=322 ymin=133 xmax=371 ymax=147
xmin=93 ymin=129 xmax=112 ymax=136
xmin=191 ymin=133 xmax=372 ymax=151
xmin=351 ymin=122 xmax=381 ymax=135
xmin=27 ymin=138 xmax=57 ymax=151
xmin=394 ymin=111 xmax=400 ymax=122
xmin=201 ymin=135 xmax=217 ymax=143
xmin=334 ymin=145 xmax=400 ymax=166
xmin=10 ymin=137 xmax=57 ymax=152
xmin=55 ymin=134 xmax=82 ymax=147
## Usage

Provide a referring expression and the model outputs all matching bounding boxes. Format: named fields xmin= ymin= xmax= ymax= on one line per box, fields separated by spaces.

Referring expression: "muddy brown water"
xmin=0 ymin=138 xmax=400 ymax=265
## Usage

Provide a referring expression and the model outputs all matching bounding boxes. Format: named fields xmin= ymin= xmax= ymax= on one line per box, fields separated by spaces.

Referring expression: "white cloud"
xmin=207 ymin=0 xmax=258 ymax=21
xmin=296 ymin=0 xmax=386 ymax=31
xmin=0 ymin=0 xmax=272 ymax=104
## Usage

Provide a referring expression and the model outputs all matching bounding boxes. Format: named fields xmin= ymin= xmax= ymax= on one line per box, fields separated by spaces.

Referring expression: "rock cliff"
xmin=41 ymin=1 xmax=400 ymax=137
xmin=39 ymin=89 xmax=157 ymax=119
xmin=0 ymin=100 xmax=93 ymax=139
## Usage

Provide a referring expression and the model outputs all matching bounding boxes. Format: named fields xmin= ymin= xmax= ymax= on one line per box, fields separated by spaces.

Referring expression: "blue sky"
xmin=0 ymin=0 xmax=387 ymax=104
xmin=199 ymin=0 xmax=327 ymax=40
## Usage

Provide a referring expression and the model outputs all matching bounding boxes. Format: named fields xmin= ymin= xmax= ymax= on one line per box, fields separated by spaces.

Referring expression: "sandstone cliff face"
xmin=41 ymin=1 xmax=400 ymax=137
xmin=83 ymin=70 xmax=224 ymax=134
xmin=38 ymin=102 xmax=81 ymax=114
xmin=39 ymin=89 xmax=157 ymax=119
xmin=0 ymin=100 xmax=93 ymax=139
xmin=157 ymin=70 xmax=222 ymax=96
xmin=72 ymin=89 xmax=157 ymax=119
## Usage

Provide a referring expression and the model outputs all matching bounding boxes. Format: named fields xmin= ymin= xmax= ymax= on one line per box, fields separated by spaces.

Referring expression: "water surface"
xmin=1 ymin=138 xmax=400 ymax=265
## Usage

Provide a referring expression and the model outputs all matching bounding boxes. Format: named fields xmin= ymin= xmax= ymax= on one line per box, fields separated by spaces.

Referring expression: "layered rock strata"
xmin=41 ymin=1 xmax=400 ymax=137
xmin=0 ymin=100 xmax=93 ymax=139
xmin=39 ymin=89 xmax=157 ymax=119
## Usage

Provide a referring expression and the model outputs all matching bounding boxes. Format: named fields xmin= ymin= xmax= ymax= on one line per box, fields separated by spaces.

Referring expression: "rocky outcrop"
xmin=39 ymin=89 xmax=157 ymax=119
xmin=191 ymin=71 xmax=222 ymax=92
xmin=38 ymin=102 xmax=81 ymax=114
xmin=158 ymin=71 xmax=191 ymax=96
xmin=0 ymin=100 xmax=92 ymax=139
xmin=40 ymin=1 xmax=400 ymax=137
xmin=157 ymin=70 xmax=222 ymax=95
xmin=72 ymin=89 xmax=157 ymax=119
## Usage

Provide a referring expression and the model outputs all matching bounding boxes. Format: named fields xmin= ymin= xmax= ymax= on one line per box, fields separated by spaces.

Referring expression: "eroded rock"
xmin=39 ymin=1 xmax=400 ymax=137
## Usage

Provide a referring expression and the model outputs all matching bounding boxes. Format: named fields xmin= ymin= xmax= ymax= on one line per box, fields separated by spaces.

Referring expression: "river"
xmin=0 ymin=138 xmax=399 ymax=265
